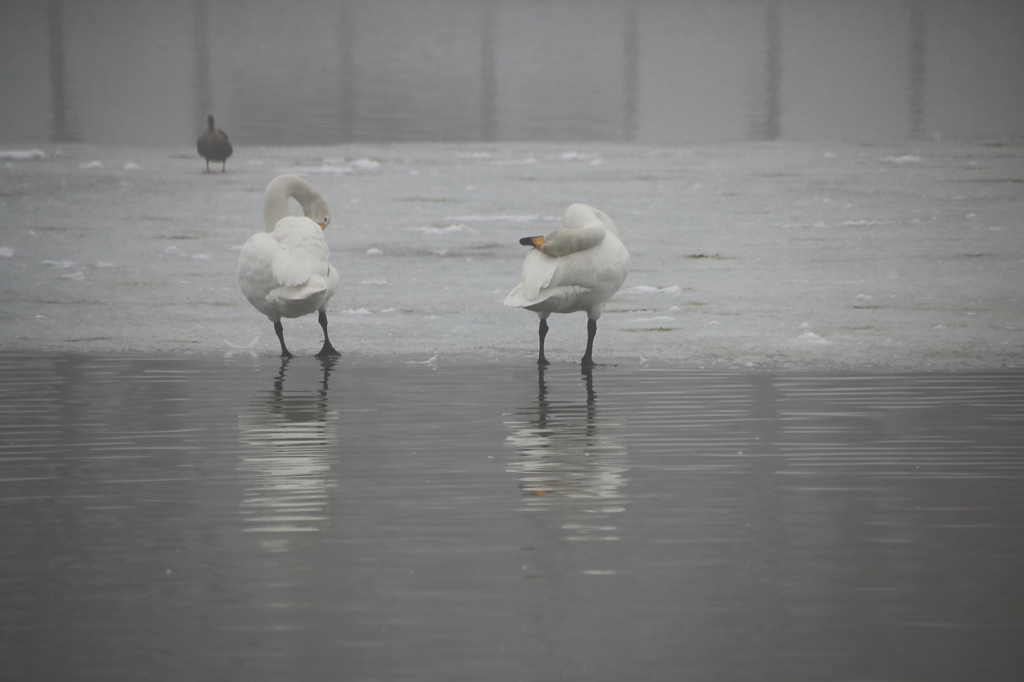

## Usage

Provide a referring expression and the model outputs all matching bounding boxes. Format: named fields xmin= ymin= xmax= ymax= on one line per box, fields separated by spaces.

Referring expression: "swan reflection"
xmin=505 ymin=366 xmax=629 ymax=541
xmin=237 ymin=357 xmax=338 ymax=545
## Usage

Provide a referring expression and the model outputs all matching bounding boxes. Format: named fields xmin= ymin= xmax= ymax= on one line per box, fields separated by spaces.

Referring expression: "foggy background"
xmin=1 ymin=0 xmax=1022 ymax=147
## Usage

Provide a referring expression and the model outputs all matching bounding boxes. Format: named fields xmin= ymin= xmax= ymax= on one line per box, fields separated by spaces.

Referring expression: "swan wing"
xmin=269 ymin=217 xmax=332 ymax=288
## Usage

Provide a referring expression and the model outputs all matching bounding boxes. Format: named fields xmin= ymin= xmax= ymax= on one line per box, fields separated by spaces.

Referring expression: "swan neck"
xmin=263 ymin=175 xmax=322 ymax=232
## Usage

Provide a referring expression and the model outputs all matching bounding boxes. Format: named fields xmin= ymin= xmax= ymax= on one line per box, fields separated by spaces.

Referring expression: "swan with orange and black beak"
xmin=504 ymin=203 xmax=630 ymax=366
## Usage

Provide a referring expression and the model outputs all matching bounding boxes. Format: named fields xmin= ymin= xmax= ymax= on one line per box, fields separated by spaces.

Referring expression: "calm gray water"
xmin=3 ymin=0 xmax=1023 ymax=145
xmin=2 ymin=352 xmax=1023 ymax=680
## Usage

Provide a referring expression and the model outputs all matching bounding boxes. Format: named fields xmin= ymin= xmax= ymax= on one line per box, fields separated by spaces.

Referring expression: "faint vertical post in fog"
xmin=751 ymin=0 xmax=782 ymax=140
xmin=480 ymin=0 xmax=497 ymax=141
xmin=338 ymin=0 xmax=356 ymax=141
xmin=908 ymin=0 xmax=926 ymax=139
xmin=192 ymin=0 xmax=212 ymax=129
xmin=47 ymin=0 xmax=79 ymax=142
xmin=622 ymin=1 xmax=638 ymax=141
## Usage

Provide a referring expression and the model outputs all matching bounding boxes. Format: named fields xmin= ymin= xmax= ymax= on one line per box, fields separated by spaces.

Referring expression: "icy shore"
xmin=1 ymin=141 xmax=1021 ymax=369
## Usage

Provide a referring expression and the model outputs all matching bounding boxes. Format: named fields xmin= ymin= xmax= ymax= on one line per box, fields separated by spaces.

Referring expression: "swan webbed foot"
xmin=537 ymin=356 xmax=551 ymax=366
xmin=316 ymin=344 xmax=341 ymax=358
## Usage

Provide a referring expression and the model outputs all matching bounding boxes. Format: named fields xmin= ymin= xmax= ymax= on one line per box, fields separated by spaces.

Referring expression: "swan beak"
xmin=519 ymin=236 xmax=546 ymax=249
xmin=317 ymin=222 xmax=327 ymax=230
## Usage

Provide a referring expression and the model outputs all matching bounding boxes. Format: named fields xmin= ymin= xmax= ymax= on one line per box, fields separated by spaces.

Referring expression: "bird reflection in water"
xmin=237 ymin=356 xmax=338 ymax=549
xmin=505 ymin=366 xmax=629 ymax=541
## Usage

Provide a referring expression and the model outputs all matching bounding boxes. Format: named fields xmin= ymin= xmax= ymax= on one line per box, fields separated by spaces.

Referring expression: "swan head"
xmin=263 ymin=175 xmax=332 ymax=232
xmin=307 ymin=198 xmax=331 ymax=230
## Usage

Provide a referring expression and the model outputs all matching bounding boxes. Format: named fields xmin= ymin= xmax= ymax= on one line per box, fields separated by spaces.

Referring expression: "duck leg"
xmin=537 ymin=317 xmax=551 ymax=366
xmin=581 ymin=319 xmax=597 ymax=367
xmin=316 ymin=311 xmax=341 ymax=357
xmin=274 ymin=321 xmax=294 ymax=359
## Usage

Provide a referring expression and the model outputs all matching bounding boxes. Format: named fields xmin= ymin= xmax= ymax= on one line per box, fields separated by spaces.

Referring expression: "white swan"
xmin=504 ymin=203 xmax=629 ymax=366
xmin=239 ymin=174 xmax=341 ymax=358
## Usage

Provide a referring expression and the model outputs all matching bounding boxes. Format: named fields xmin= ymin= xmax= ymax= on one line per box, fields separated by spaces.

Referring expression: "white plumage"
xmin=504 ymin=203 xmax=629 ymax=365
xmin=239 ymin=174 xmax=341 ymax=358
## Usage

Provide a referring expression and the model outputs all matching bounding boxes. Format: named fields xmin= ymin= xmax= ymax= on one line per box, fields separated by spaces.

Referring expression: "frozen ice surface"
xmin=0 ymin=141 xmax=1021 ymax=370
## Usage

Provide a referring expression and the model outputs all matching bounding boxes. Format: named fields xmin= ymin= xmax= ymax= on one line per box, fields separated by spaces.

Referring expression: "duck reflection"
xmin=505 ymin=366 xmax=629 ymax=541
xmin=237 ymin=357 xmax=338 ymax=546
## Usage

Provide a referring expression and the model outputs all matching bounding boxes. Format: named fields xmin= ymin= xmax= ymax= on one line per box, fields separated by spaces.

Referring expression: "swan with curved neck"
xmin=239 ymin=174 xmax=341 ymax=358
xmin=504 ymin=203 xmax=629 ymax=366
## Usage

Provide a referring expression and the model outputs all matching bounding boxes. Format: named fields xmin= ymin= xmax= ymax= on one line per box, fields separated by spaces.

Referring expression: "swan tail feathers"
xmin=503 ymin=284 xmax=532 ymax=308
xmin=518 ymin=251 xmax=559 ymax=300
xmin=266 ymin=277 xmax=329 ymax=307
xmin=505 ymin=284 xmax=590 ymax=311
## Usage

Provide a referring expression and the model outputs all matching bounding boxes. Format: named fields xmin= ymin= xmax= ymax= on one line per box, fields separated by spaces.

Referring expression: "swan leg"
xmin=315 ymin=311 xmax=341 ymax=358
xmin=221 ymin=161 xmax=227 ymax=173
xmin=537 ymin=318 xmax=551 ymax=366
xmin=273 ymin=321 xmax=294 ymax=359
xmin=581 ymin=319 xmax=597 ymax=367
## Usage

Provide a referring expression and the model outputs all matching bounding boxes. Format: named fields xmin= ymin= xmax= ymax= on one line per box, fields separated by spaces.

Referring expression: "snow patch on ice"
xmin=61 ymin=271 xmax=85 ymax=281
xmin=446 ymin=214 xmax=557 ymax=223
xmin=492 ymin=156 xmax=536 ymax=166
xmin=282 ymin=158 xmax=380 ymax=176
xmin=80 ymin=160 xmax=103 ymax=169
xmin=621 ymin=285 xmax=682 ymax=295
xmin=42 ymin=260 xmax=76 ymax=269
xmin=842 ymin=219 xmax=891 ymax=226
xmin=883 ymin=155 xmax=921 ymax=164
xmin=124 ymin=162 xmax=141 ymax=171
xmin=0 ymin=149 xmax=46 ymax=160
xmin=409 ymin=224 xmax=477 ymax=235
xmin=350 ymin=158 xmax=380 ymax=171
xmin=366 ymin=248 xmax=383 ymax=255
xmin=340 ymin=308 xmax=372 ymax=316
xmin=547 ymin=151 xmax=602 ymax=163
xmin=288 ymin=165 xmax=353 ymax=175
xmin=798 ymin=331 xmax=829 ymax=345
xmin=0 ymin=247 xmax=13 ymax=257
xmin=359 ymin=280 xmax=390 ymax=285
